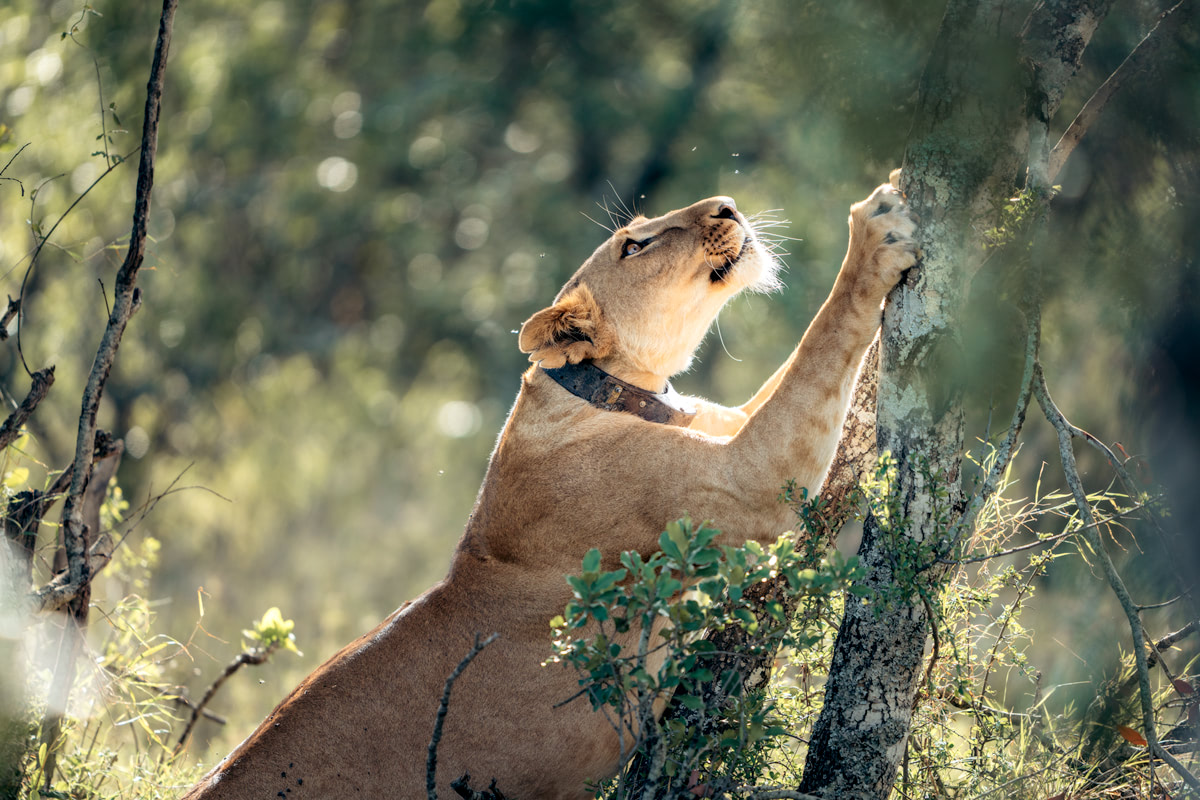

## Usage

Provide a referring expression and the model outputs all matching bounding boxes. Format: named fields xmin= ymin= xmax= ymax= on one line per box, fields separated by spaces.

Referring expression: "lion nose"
xmin=712 ymin=198 xmax=738 ymax=220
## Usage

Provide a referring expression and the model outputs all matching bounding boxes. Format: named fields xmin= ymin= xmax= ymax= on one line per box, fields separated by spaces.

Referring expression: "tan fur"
xmin=182 ymin=181 xmax=916 ymax=800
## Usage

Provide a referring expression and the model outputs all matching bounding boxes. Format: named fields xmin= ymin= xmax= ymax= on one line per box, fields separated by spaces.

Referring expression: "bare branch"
xmin=427 ymin=633 xmax=500 ymax=800
xmin=950 ymin=299 xmax=1041 ymax=556
xmin=172 ymin=643 xmax=280 ymax=757
xmin=0 ymin=366 xmax=54 ymax=451
xmin=1049 ymin=0 xmax=1193 ymax=181
xmin=14 ymin=147 xmax=136 ymax=376
xmin=1118 ymin=620 xmax=1200 ymax=698
xmin=5 ymin=436 xmax=121 ymax=592
xmin=171 ymin=694 xmax=227 ymax=726
xmin=49 ymin=0 xmax=178 ymax=616
xmin=1034 ymin=365 xmax=1200 ymax=794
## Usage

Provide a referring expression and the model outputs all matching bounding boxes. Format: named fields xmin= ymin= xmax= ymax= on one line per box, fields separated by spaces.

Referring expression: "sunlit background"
xmin=1 ymin=0 xmax=1196 ymax=773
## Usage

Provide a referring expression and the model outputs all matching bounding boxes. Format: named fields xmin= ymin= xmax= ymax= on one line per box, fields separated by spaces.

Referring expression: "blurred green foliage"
xmin=0 ymin=0 xmax=1197 ymax=780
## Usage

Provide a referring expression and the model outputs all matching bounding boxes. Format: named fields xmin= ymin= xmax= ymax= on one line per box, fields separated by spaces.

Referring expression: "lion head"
xmin=518 ymin=197 xmax=779 ymax=385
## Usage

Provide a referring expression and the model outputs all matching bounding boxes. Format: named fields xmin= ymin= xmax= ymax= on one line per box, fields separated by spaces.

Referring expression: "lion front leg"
xmin=718 ymin=177 xmax=918 ymax=513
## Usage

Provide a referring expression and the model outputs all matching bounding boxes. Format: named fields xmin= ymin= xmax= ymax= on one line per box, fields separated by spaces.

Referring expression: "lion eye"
xmin=622 ymin=239 xmax=648 ymax=257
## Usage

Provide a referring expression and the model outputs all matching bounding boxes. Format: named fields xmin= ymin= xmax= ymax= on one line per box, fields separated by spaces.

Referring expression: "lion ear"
xmin=518 ymin=284 xmax=614 ymax=368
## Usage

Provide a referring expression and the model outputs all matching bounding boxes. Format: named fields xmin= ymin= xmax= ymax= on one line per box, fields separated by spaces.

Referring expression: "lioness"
xmin=182 ymin=176 xmax=916 ymax=799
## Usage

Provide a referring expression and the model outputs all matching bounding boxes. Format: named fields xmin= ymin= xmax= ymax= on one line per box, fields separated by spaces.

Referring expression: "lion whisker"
xmin=582 ymin=209 xmax=615 ymax=234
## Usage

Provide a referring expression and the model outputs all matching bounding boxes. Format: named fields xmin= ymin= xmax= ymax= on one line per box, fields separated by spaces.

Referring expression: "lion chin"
xmin=182 ymin=181 xmax=917 ymax=800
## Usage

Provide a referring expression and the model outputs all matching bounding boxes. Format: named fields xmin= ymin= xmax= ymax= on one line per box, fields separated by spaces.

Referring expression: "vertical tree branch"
xmin=30 ymin=0 xmax=177 ymax=784
xmin=29 ymin=0 xmax=178 ymax=616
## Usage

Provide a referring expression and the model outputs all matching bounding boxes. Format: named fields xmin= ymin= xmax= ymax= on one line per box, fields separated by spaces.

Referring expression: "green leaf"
xmin=659 ymin=522 xmax=687 ymax=562
xmin=581 ymin=548 xmax=601 ymax=574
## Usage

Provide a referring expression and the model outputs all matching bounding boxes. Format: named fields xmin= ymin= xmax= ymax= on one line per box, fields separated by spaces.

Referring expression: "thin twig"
xmin=1034 ymin=365 xmax=1200 ymax=794
xmin=170 ymin=694 xmax=226 ymax=725
xmin=1049 ymin=0 xmax=1193 ymax=181
xmin=172 ymin=644 xmax=279 ymax=756
xmin=0 ymin=143 xmax=30 ymax=194
xmin=914 ymin=591 xmax=941 ymax=710
xmin=1120 ymin=621 xmax=1200 ymax=694
xmin=949 ymin=302 xmax=1041 ymax=556
xmin=14 ymin=147 xmax=136 ymax=376
xmin=427 ymin=633 xmax=500 ymax=800
xmin=941 ymin=495 xmax=1162 ymax=566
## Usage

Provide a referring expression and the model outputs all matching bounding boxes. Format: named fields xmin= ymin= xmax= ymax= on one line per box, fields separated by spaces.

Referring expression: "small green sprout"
xmin=243 ymin=606 xmax=302 ymax=655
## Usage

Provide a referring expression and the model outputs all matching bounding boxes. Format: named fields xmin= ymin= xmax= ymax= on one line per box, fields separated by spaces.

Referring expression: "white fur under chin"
xmin=739 ymin=244 xmax=783 ymax=295
xmin=636 ymin=248 xmax=781 ymax=381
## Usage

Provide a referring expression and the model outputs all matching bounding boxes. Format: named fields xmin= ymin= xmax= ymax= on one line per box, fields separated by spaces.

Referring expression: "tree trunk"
xmin=799 ymin=0 xmax=1119 ymax=794
xmin=798 ymin=1 xmax=1031 ymax=796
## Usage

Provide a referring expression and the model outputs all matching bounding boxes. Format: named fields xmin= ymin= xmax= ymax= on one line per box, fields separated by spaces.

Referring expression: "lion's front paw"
xmin=843 ymin=179 xmax=919 ymax=301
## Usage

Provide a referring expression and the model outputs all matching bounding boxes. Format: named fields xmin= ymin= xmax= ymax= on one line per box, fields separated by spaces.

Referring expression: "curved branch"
xmin=1034 ymin=365 xmax=1200 ymax=794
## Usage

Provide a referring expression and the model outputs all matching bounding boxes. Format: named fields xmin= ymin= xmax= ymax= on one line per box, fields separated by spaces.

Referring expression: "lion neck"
xmin=591 ymin=314 xmax=713 ymax=393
